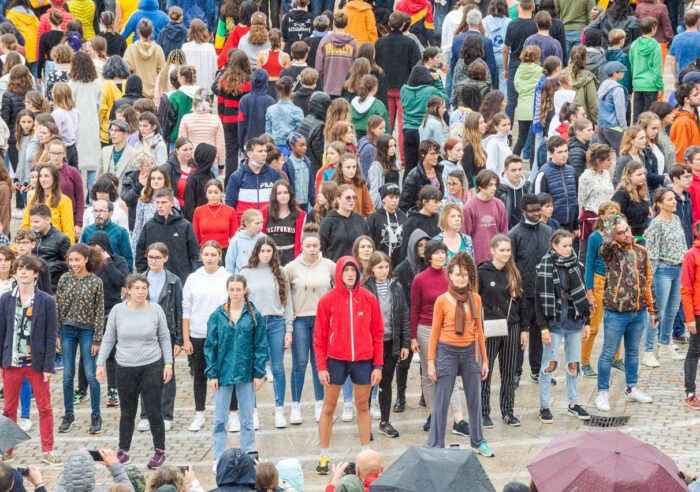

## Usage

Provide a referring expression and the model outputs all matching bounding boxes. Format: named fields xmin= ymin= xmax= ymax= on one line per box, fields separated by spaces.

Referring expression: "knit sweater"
xmin=192 ymin=203 xmax=238 ymax=247
xmin=178 ymin=112 xmax=226 ymax=167
xmin=410 ymin=266 xmax=448 ymax=338
xmin=429 ymin=293 xmax=487 ymax=363
xmin=284 ymin=254 xmax=336 ymax=317
xmin=98 ymin=301 xmax=172 ymax=367
xmin=241 ymin=265 xmax=294 ymax=331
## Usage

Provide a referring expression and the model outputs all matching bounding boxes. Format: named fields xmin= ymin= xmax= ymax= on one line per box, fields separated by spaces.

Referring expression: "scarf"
xmin=536 ymin=249 xmax=588 ymax=321
xmin=448 ymin=284 xmax=479 ymax=335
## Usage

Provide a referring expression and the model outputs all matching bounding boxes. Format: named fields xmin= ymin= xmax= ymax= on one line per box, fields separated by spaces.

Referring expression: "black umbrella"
xmin=369 ymin=446 xmax=496 ymax=492
xmin=0 ymin=416 xmax=31 ymax=454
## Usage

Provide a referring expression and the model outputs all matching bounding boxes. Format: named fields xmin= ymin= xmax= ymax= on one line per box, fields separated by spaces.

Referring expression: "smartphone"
xmin=87 ymin=450 xmax=102 ymax=461
xmin=16 ymin=467 xmax=29 ymax=477
xmin=178 ymin=465 xmax=189 ymax=473
xmin=449 ymin=443 xmax=460 ymax=449
xmin=344 ymin=462 xmax=356 ymax=475
xmin=246 ymin=450 xmax=259 ymax=461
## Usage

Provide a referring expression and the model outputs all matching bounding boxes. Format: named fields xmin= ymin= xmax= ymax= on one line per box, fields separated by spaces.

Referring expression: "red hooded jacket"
xmin=314 ymin=257 xmax=384 ymax=370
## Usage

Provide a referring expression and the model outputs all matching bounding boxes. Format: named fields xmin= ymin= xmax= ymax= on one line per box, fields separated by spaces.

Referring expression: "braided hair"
xmin=243 ymin=237 xmax=288 ymax=306
xmin=226 ymin=275 xmax=257 ymax=327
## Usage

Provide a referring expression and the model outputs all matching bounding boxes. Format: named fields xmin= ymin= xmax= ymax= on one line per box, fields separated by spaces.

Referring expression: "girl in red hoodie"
xmin=313 ymin=256 xmax=384 ymax=475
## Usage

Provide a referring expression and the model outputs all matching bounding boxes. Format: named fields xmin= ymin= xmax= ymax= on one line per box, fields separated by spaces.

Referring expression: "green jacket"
xmin=204 ymin=303 xmax=268 ymax=385
xmin=514 ymin=62 xmax=542 ymax=122
xmin=555 ymin=0 xmax=595 ymax=31
xmin=566 ymin=67 xmax=599 ymax=123
xmin=399 ymin=79 xmax=449 ymax=129
xmin=168 ymin=88 xmax=194 ymax=141
xmin=629 ymin=36 xmax=663 ymax=92
xmin=350 ymin=97 xmax=391 ymax=133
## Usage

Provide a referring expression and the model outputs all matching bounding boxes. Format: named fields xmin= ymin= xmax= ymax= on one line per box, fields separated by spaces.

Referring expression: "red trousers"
xmin=3 ymin=366 xmax=54 ymax=452
xmin=387 ymin=88 xmax=404 ymax=164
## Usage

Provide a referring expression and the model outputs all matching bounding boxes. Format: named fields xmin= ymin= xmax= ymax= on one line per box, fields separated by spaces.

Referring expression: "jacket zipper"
xmin=349 ymin=291 xmax=355 ymax=361
xmin=559 ymin=166 xmax=570 ymax=223
xmin=632 ymin=248 xmax=641 ymax=310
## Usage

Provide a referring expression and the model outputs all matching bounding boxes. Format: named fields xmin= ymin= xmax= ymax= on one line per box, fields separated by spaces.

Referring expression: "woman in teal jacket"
xmin=513 ymin=45 xmax=543 ymax=156
xmin=205 ymin=274 xmax=267 ymax=466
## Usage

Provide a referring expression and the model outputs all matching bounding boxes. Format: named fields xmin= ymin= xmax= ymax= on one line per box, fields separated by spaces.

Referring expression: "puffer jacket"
xmin=599 ymin=217 xmax=658 ymax=314
xmin=33 ymin=225 xmax=71 ymax=293
xmin=681 ymin=239 xmax=700 ymax=321
xmin=567 ymin=137 xmax=589 ymax=179
xmin=204 ymin=302 xmax=267 ymax=385
xmin=297 ymin=91 xmax=331 ymax=174
xmin=399 ymin=160 xmax=445 ymax=212
xmin=363 ymin=277 xmax=411 ymax=357
xmin=0 ymin=90 xmax=25 ymax=144
xmin=211 ymin=448 xmax=258 ymax=491
xmin=314 ymin=257 xmax=384 ymax=369
xmin=53 ymin=450 xmax=134 ymax=492
xmin=142 ymin=269 xmax=183 ymax=346
xmin=533 ymin=160 xmax=578 ymax=226
xmin=507 ymin=218 xmax=553 ymax=297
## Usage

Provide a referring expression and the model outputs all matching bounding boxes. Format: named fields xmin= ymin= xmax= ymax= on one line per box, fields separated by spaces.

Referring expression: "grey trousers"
xmin=417 ymin=324 xmax=463 ymax=414
xmin=428 ymin=341 xmax=484 ymax=449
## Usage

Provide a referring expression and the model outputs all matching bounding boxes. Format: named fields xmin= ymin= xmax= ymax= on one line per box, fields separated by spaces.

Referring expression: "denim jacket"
xmin=265 ymin=99 xmax=304 ymax=146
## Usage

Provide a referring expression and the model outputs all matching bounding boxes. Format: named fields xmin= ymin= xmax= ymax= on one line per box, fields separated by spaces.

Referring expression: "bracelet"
xmin=164 ymin=364 xmax=173 ymax=368
xmin=541 ymin=329 xmax=549 ymax=333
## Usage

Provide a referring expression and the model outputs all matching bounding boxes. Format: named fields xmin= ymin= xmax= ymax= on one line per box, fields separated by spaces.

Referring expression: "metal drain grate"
xmin=584 ymin=415 xmax=631 ymax=427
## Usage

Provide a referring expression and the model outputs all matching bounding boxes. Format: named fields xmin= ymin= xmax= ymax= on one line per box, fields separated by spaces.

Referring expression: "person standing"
xmin=554 ymin=0 xmax=595 ymax=56
xmin=680 ymin=220 xmax=700 ymax=410
xmin=503 ymin=0 xmax=537 ymax=122
xmin=122 ymin=19 xmax=166 ymax=100
xmin=595 ymin=215 xmax=659 ymax=412
xmin=670 ymin=83 xmax=700 ymax=164
xmin=461 ymin=170 xmax=508 ymax=264
xmin=533 ymin=136 xmax=579 ymax=232
xmin=27 ymin=204 xmax=72 ymax=293
xmin=668 ymin=9 xmax=700 ymax=78
xmin=629 ymin=17 xmax=663 ymax=119
xmin=315 ymin=11 xmax=359 ymax=98
xmin=320 ymin=184 xmax=369 ymax=262
xmin=0 ymin=255 xmax=62 ymax=465
xmin=97 ymin=274 xmax=172 ymax=469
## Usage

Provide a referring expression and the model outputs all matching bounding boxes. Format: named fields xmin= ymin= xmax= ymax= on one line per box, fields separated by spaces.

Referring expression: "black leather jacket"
xmin=33 ymin=225 xmax=71 ymax=293
xmin=363 ymin=277 xmax=411 ymax=357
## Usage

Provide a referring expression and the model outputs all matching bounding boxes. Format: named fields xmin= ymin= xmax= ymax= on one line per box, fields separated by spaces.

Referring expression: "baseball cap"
xmin=682 ymin=70 xmax=700 ymax=84
xmin=605 ymin=61 xmax=627 ymax=76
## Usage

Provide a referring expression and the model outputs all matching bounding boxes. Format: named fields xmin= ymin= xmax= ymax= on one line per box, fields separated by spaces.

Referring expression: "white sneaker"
xmin=275 ymin=406 xmax=287 ymax=428
xmin=370 ymin=399 xmax=381 ymax=420
xmin=670 ymin=342 xmax=680 ymax=351
xmin=642 ymin=352 xmax=660 ymax=367
xmin=212 ymin=459 xmax=218 ymax=473
xmin=253 ymin=408 xmax=260 ymax=430
xmin=228 ymin=412 xmax=240 ymax=432
xmin=289 ymin=402 xmax=302 ymax=425
xmin=625 ymin=387 xmax=653 ymax=403
xmin=11 ymin=209 xmax=24 ymax=219
xmin=412 ymin=352 xmax=420 ymax=363
xmin=315 ymin=400 xmax=324 ymax=422
xmin=658 ymin=344 xmax=684 ymax=360
xmin=188 ymin=412 xmax=205 ymax=432
xmin=137 ymin=419 xmax=150 ymax=432
xmin=265 ymin=364 xmax=274 ymax=382
xmin=341 ymin=402 xmax=354 ymax=422
xmin=595 ymin=391 xmax=610 ymax=412
xmin=164 ymin=420 xmax=172 ymax=431
xmin=18 ymin=418 xmax=32 ymax=432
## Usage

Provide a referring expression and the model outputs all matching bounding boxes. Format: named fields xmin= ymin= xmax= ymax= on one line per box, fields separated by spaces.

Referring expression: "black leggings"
xmin=191 ymin=337 xmax=238 ymax=411
xmin=378 ymin=341 xmax=400 ymax=422
xmin=394 ymin=351 xmax=411 ymax=400
xmin=402 ymin=128 xmax=420 ymax=181
xmin=7 ymin=143 xmax=24 ymax=208
xmin=513 ymin=120 xmax=531 ymax=157
xmin=117 ymin=359 xmax=165 ymax=451
xmin=223 ymin=124 xmax=239 ymax=186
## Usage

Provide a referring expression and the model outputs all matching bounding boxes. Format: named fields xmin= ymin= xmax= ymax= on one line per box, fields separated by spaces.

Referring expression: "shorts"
xmin=327 ymin=358 xmax=373 ymax=386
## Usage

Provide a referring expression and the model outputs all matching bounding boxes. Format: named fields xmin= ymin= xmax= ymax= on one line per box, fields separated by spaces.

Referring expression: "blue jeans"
xmin=62 ymin=325 xmax=100 ymax=416
xmin=505 ymin=63 xmax=518 ymax=123
xmin=212 ymin=382 xmax=254 ymax=459
xmin=494 ymin=54 xmax=507 ymax=107
xmin=522 ymin=127 xmax=533 ymax=160
xmin=434 ymin=2 xmax=448 ymax=38
xmin=539 ymin=327 xmax=582 ymax=406
xmin=266 ymin=316 xmax=286 ymax=407
xmin=598 ymin=310 xmax=646 ymax=390
xmin=645 ymin=263 xmax=682 ymax=351
xmin=530 ymin=131 xmax=544 ymax=178
xmin=565 ymin=30 xmax=582 ymax=59
xmin=672 ymin=306 xmax=686 ymax=337
xmin=290 ymin=316 xmax=323 ymax=402
xmin=310 ymin=0 xmax=334 ymax=17
xmin=86 ymin=170 xmax=96 ymax=200
xmin=20 ymin=378 xmax=32 ymax=419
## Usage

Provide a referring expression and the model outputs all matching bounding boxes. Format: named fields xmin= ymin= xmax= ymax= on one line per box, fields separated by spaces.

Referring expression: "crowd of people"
xmin=0 ymin=0 xmax=697 ymax=488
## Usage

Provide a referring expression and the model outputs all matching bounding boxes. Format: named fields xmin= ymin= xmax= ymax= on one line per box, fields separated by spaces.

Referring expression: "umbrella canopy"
xmin=0 ymin=416 xmax=31 ymax=454
xmin=369 ymin=446 xmax=495 ymax=492
xmin=528 ymin=430 xmax=688 ymax=492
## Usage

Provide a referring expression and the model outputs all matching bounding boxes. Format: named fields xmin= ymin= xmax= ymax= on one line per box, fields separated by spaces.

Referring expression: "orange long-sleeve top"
xmin=429 ymin=293 xmax=487 ymax=364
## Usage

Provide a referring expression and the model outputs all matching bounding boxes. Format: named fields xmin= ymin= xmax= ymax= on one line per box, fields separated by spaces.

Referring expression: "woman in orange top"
xmin=329 ymin=153 xmax=374 ymax=217
xmin=427 ymin=251 xmax=493 ymax=456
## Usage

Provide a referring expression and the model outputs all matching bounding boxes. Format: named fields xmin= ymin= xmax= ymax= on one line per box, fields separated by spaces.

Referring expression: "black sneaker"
xmin=423 ymin=414 xmax=431 ymax=431
xmin=370 ymin=432 xmax=374 ymax=441
xmin=378 ymin=421 xmax=399 ymax=438
xmin=58 ymin=414 xmax=75 ymax=433
xmin=89 ymin=414 xmax=102 ymax=434
xmin=392 ymin=397 xmax=406 ymax=413
xmin=567 ymin=404 xmax=591 ymax=420
xmin=513 ymin=374 xmax=520 ymax=390
xmin=482 ymin=414 xmax=494 ymax=429
xmin=452 ymin=420 xmax=469 ymax=436
xmin=539 ymin=408 xmax=553 ymax=424
xmin=502 ymin=414 xmax=521 ymax=426
xmin=419 ymin=394 xmax=426 ymax=407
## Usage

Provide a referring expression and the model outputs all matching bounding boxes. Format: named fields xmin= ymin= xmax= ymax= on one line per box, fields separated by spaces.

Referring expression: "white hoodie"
xmin=484 ymin=132 xmax=511 ymax=176
xmin=182 ymin=266 xmax=230 ymax=338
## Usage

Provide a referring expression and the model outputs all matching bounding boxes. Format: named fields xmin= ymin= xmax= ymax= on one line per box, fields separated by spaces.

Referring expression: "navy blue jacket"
xmin=282 ymin=155 xmax=316 ymax=208
xmin=533 ymin=160 xmax=579 ymax=226
xmin=156 ymin=21 xmax=188 ymax=58
xmin=238 ymin=69 xmax=275 ymax=148
xmin=674 ymin=188 xmax=694 ymax=248
xmin=0 ymin=289 xmax=57 ymax=374
xmin=450 ymin=30 xmax=499 ymax=90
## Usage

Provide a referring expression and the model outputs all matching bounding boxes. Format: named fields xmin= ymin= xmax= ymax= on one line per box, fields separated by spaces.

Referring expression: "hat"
xmin=287 ymin=131 xmax=304 ymax=148
xmin=604 ymin=61 xmax=627 ymax=76
xmin=276 ymin=458 xmax=304 ymax=492
xmin=682 ymin=70 xmax=700 ymax=84
xmin=379 ymin=183 xmax=400 ymax=199
xmin=109 ymin=119 xmax=131 ymax=133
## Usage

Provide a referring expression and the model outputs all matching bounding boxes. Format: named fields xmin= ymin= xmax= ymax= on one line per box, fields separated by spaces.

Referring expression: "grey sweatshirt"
xmin=98 ymin=301 xmax=173 ymax=367
xmin=241 ymin=264 xmax=293 ymax=331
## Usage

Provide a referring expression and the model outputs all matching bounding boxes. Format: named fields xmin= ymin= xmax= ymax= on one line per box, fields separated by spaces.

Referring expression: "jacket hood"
xmin=194 ymin=142 xmax=217 ymax=171
xmin=251 ymin=68 xmax=269 ymax=93
xmin=674 ymin=109 xmax=697 ymax=125
xmin=597 ymin=78 xmax=623 ymax=99
xmin=161 ymin=21 xmax=188 ymax=41
xmin=328 ymin=31 xmax=356 ymax=47
xmin=499 ymin=172 xmax=526 ymax=190
xmin=287 ymin=9 xmax=312 ymax=21
xmin=134 ymin=40 xmax=159 ymax=57
xmin=215 ymin=448 xmax=257 ymax=487
xmin=345 ymin=0 xmax=372 ymax=12
xmin=59 ymin=450 xmax=96 ymax=492
xmin=309 ymin=92 xmax=332 ymax=119
xmin=153 ymin=486 xmax=178 ymax=492
xmin=407 ymin=65 xmax=435 ymax=87
xmin=633 ymin=36 xmax=659 ymax=56
xmin=484 ymin=132 xmax=508 ymax=146
xmin=179 ymin=84 xmax=199 ymax=99
xmin=87 ymin=230 xmax=114 ymax=256
xmin=124 ymin=75 xmax=143 ymax=97
xmin=276 ymin=459 xmax=303 ymax=492
xmin=357 ymin=136 xmax=374 ymax=156
xmin=138 ymin=0 xmax=159 ymax=10
xmin=334 ymin=256 xmax=361 ymax=293
xmin=477 ymin=259 xmax=499 ymax=272
xmin=554 ymin=89 xmax=576 ymax=114
xmin=517 ymin=62 xmax=542 ymax=80
xmin=193 ymin=265 xmax=228 ymax=278
xmin=351 ymin=96 xmax=375 ymax=114
xmin=406 ymin=228 xmax=430 ymax=274
xmin=572 ymin=69 xmax=596 ymax=89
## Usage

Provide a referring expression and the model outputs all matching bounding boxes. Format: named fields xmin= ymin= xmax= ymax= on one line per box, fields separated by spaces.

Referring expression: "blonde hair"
xmin=462 ymin=112 xmax=487 ymax=168
xmin=619 ymin=125 xmax=645 ymax=156
xmin=438 ymin=203 xmax=464 ymax=230
xmin=52 ymin=82 xmax=75 ymax=110
xmin=241 ymin=208 xmax=263 ymax=229
xmin=323 ymin=98 xmax=351 ymax=143
xmin=617 ymin=160 xmax=649 ymax=203
xmin=637 ymin=112 xmax=661 ymax=146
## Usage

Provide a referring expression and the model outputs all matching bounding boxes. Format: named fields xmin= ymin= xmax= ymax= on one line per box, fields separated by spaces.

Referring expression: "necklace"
xmin=207 ymin=203 xmax=222 ymax=219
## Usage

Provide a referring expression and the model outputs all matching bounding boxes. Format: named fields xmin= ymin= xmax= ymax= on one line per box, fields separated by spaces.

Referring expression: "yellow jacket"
xmin=99 ymin=79 xmax=126 ymax=143
xmin=21 ymin=193 xmax=75 ymax=244
xmin=6 ymin=8 xmax=39 ymax=63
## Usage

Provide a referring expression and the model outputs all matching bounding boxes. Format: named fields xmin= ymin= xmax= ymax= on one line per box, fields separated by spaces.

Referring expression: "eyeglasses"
xmin=147 ymin=255 xmax=164 ymax=261
xmin=15 ymin=241 xmax=32 ymax=246
xmin=344 ymin=195 xmax=359 ymax=201
xmin=93 ymin=209 xmax=109 ymax=214
xmin=49 ymin=152 xmax=64 ymax=157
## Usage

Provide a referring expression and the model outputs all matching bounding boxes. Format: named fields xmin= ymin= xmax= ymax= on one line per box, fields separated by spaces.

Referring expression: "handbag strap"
xmin=506 ymin=297 xmax=513 ymax=320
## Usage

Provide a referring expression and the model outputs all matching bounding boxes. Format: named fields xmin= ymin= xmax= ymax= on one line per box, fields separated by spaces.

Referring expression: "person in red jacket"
xmin=313 ymin=256 xmax=384 ymax=475
xmin=679 ymin=220 xmax=700 ymax=410
xmin=684 ymin=146 xmax=700 ymax=223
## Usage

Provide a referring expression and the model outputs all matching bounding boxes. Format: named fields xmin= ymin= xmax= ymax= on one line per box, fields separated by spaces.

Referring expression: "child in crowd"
xmin=538 ymin=192 xmax=560 ymax=230
xmin=266 ymin=77 xmax=304 ymax=156
xmin=629 ymin=17 xmax=663 ymax=120
xmin=418 ymin=95 xmax=448 ymax=149
xmin=51 ymin=83 xmax=81 ymax=169
xmin=605 ymin=29 xmax=632 ymax=98
xmin=282 ymin=132 xmax=315 ymax=211
xmin=291 ymin=67 xmax=319 ymax=115
xmin=225 ymin=209 xmax=266 ymax=275
xmin=316 ymin=141 xmax=346 ymax=190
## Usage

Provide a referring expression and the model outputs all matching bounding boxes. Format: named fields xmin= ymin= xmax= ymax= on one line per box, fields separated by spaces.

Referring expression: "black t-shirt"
xmin=266 ymin=213 xmax=297 ymax=264
xmin=505 ymin=18 xmax=537 ymax=68
xmin=612 ymin=189 xmax=650 ymax=237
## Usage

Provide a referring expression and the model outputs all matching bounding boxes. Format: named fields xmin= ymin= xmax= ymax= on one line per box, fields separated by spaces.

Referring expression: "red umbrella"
xmin=527 ymin=430 xmax=688 ymax=492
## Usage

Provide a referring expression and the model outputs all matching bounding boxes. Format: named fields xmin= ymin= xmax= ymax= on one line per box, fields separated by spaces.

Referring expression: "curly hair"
xmin=145 ymin=466 xmax=187 ymax=492
xmin=244 ymin=236 xmax=288 ymax=306
xmin=446 ymin=250 xmax=478 ymax=292
xmin=248 ymin=12 xmax=268 ymax=46
xmin=6 ymin=65 xmax=34 ymax=94
xmin=102 ymin=55 xmax=130 ymax=79
xmin=66 ymin=243 xmax=105 ymax=273
xmin=218 ymin=50 xmax=252 ymax=95
xmin=70 ymin=51 xmax=98 ymax=82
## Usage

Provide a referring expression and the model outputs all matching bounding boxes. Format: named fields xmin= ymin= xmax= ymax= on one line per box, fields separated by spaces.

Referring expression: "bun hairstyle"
xmin=192 ymin=87 xmax=212 ymax=112
xmin=301 ymin=222 xmax=321 ymax=243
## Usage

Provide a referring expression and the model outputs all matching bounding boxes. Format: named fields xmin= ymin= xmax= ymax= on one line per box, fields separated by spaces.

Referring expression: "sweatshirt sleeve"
xmin=681 ymin=250 xmax=696 ymax=323
xmin=612 ymin=87 xmax=628 ymax=130
xmin=97 ymin=307 xmax=118 ymax=366
xmin=157 ymin=306 xmax=173 ymax=364
xmin=410 ymin=274 xmax=422 ymax=338
xmin=313 ymin=296 xmax=330 ymax=371
xmin=428 ymin=295 xmax=443 ymax=361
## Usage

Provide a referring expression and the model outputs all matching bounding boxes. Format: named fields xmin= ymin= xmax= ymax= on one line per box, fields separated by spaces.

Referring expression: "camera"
xmin=344 ymin=462 xmax=356 ymax=475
